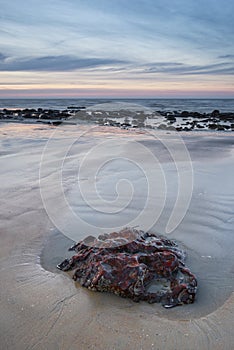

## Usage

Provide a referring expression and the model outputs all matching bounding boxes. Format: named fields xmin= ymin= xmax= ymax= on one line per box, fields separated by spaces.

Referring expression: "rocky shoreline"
xmin=1 ymin=106 xmax=234 ymax=131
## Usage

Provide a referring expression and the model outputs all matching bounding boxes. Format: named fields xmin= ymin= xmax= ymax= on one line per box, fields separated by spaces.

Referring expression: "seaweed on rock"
xmin=57 ymin=228 xmax=197 ymax=308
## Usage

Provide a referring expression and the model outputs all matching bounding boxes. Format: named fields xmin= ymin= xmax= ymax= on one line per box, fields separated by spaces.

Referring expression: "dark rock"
xmin=57 ymin=228 xmax=197 ymax=308
xmin=50 ymin=121 xmax=63 ymax=126
xmin=181 ymin=111 xmax=189 ymax=117
xmin=211 ymin=110 xmax=220 ymax=117
xmin=216 ymin=125 xmax=225 ymax=131
xmin=219 ymin=113 xmax=234 ymax=121
xmin=121 ymin=123 xmax=131 ymax=127
xmin=166 ymin=115 xmax=176 ymax=122
xmin=193 ymin=112 xmax=203 ymax=118
xmin=208 ymin=123 xmax=218 ymax=129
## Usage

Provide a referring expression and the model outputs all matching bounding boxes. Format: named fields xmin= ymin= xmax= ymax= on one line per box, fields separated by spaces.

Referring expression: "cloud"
xmin=1 ymin=0 xmax=233 ymax=63
xmin=0 ymin=53 xmax=7 ymax=61
xmin=143 ymin=62 xmax=234 ymax=75
xmin=0 ymin=55 xmax=127 ymax=72
xmin=1 ymin=53 xmax=233 ymax=77
xmin=218 ymin=54 xmax=234 ymax=59
xmin=0 ymin=0 xmax=233 ymax=98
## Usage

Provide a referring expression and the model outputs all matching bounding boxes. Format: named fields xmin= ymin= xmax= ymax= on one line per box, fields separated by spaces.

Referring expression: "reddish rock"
xmin=57 ymin=228 xmax=197 ymax=308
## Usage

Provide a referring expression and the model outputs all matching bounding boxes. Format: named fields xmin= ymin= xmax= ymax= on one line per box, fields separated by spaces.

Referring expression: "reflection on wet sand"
xmin=0 ymin=123 xmax=234 ymax=349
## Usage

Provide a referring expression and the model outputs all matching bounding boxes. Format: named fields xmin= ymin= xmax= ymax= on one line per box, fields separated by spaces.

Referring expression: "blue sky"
xmin=0 ymin=0 xmax=233 ymax=97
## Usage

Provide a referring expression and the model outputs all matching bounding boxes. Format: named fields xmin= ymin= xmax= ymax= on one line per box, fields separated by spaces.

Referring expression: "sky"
xmin=0 ymin=0 xmax=233 ymax=98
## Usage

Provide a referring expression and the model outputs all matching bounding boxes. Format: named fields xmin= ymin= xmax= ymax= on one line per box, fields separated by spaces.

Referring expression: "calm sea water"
xmin=0 ymin=98 xmax=234 ymax=113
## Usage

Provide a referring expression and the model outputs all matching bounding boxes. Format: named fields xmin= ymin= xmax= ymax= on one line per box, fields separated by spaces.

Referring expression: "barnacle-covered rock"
xmin=57 ymin=228 xmax=197 ymax=308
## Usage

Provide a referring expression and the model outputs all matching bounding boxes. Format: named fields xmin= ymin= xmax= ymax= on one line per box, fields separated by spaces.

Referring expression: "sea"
xmin=0 ymin=98 xmax=234 ymax=113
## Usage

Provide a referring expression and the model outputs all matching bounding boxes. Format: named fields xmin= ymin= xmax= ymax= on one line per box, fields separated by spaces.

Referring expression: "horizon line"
xmin=0 ymin=96 xmax=234 ymax=100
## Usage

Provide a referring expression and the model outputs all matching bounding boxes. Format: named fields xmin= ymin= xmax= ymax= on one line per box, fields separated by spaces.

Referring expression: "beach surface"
xmin=0 ymin=122 xmax=234 ymax=349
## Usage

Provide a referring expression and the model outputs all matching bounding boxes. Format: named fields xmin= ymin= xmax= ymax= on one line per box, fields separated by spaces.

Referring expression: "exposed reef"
xmin=1 ymin=107 xmax=234 ymax=131
xmin=57 ymin=228 xmax=197 ymax=308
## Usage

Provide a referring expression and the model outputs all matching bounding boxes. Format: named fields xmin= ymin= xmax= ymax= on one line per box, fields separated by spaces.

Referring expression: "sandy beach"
xmin=0 ymin=122 xmax=234 ymax=349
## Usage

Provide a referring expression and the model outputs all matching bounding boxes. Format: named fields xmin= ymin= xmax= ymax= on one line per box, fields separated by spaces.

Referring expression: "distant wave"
xmin=87 ymin=101 xmax=153 ymax=113
xmin=0 ymin=98 xmax=234 ymax=113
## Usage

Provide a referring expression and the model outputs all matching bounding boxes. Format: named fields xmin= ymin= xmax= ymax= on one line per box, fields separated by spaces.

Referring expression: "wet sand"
xmin=0 ymin=123 xmax=234 ymax=349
